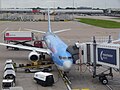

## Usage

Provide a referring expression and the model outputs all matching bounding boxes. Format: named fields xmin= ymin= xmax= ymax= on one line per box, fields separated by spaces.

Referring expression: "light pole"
xmin=0 ymin=0 xmax=1 ymax=14
xmin=73 ymin=0 xmax=74 ymax=9
xmin=105 ymin=0 xmax=107 ymax=9
xmin=72 ymin=0 xmax=75 ymax=20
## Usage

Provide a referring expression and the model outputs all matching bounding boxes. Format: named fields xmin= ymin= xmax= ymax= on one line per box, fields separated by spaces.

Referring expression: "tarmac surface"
xmin=0 ymin=16 xmax=120 ymax=90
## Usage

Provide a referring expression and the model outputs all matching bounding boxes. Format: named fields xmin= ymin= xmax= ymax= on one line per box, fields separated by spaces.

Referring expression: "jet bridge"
xmin=67 ymin=36 xmax=120 ymax=85
xmin=66 ymin=42 xmax=94 ymax=64
xmin=66 ymin=45 xmax=79 ymax=63
xmin=91 ymin=36 xmax=120 ymax=85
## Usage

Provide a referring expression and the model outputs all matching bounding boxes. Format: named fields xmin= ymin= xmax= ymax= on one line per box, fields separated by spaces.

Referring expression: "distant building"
xmin=0 ymin=8 xmax=34 ymax=13
xmin=107 ymin=8 xmax=120 ymax=14
xmin=104 ymin=8 xmax=120 ymax=17
xmin=0 ymin=8 xmax=104 ymax=15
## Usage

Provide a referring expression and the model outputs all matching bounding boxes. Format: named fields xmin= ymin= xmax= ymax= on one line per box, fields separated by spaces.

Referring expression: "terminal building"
xmin=105 ymin=8 xmax=120 ymax=17
xmin=0 ymin=8 xmax=119 ymax=21
xmin=0 ymin=8 xmax=104 ymax=14
xmin=0 ymin=8 xmax=120 ymax=15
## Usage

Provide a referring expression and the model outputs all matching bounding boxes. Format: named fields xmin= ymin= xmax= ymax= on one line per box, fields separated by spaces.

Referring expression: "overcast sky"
xmin=1 ymin=0 xmax=120 ymax=9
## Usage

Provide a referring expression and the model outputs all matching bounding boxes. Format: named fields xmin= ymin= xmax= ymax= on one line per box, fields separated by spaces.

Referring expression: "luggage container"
xmin=3 ymin=70 xmax=16 ymax=83
xmin=2 ymin=79 xmax=15 ymax=89
xmin=5 ymin=59 xmax=13 ymax=65
xmin=34 ymin=72 xmax=54 ymax=86
xmin=4 ymin=64 xmax=14 ymax=71
xmin=4 ymin=31 xmax=34 ymax=50
xmin=4 ymin=31 xmax=34 ymax=41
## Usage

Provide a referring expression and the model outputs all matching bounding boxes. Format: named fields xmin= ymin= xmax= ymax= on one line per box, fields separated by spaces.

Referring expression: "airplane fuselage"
xmin=43 ymin=32 xmax=73 ymax=72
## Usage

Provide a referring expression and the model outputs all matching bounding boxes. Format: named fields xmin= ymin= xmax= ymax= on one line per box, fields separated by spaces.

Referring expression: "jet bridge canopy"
xmin=66 ymin=45 xmax=79 ymax=62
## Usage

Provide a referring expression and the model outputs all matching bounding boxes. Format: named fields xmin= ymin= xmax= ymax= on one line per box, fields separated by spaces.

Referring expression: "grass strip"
xmin=77 ymin=18 xmax=120 ymax=28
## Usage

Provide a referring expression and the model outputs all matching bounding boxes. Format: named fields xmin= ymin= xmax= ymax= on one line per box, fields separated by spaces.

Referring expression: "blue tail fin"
xmin=48 ymin=8 xmax=52 ymax=33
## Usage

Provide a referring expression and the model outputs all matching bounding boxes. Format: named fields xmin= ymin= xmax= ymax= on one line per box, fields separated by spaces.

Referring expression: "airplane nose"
xmin=63 ymin=60 xmax=72 ymax=71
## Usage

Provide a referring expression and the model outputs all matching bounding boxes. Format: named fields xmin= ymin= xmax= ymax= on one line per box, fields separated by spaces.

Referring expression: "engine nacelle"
xmin=28 ymin=51 xmax=39 ymax=62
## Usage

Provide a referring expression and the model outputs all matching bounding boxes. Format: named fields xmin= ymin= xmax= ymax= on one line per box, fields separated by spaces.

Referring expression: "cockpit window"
xmin=59 ymin=56 xmax=72 ymax=60
xmin=68 ymin=57 xmax=72 ymax=59
xmin=59 ymin=56 xmax=62 ymax=59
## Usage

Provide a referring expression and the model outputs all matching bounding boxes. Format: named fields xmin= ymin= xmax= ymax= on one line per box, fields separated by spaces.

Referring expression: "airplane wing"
xmin=25 ymin=28 xmax=71 ymax=34
xmin=112 ymin=33 xmax=120 ymax=43
xmin=0 ymin=43 xmax=51 ymax=54
xmin=112 ymin=39 xmax=120 ymax=43
xmin=53 ymin=29 xmax=71 ymax=34
xmin=24 ymin=28 xmax=46 ymax=34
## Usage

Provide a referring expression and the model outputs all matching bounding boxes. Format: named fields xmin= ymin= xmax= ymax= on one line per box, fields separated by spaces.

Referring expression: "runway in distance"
xmin=0 ymin=8 xmax=73 ymax=72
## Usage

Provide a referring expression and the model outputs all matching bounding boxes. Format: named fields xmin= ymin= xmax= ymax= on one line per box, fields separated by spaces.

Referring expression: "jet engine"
xmin=28 ymin=51 xmax=39 ymax=62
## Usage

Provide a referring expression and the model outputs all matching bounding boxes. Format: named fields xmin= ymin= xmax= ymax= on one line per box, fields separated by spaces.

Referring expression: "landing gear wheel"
xmin=43 ymin=55 xmax=45 ymax=60
xmin=6 ymin=46 xmax=9 ymax=49
xmin=39 ymin=55 xmax=42 ymax=60
xmin=99 ymin=76 xmax=103 ymax=82
xmin=40 ymin=54 xmax=45 ymax=60
xmin=36 ymin=81 xmax=39 ymax=84
xmin=101 ymin=77 xmax=108 ymax=85
xmin=25 ymin=69 xmax=30 ymax=73
xmin=14 ymin=48 xmax=19 ymax=50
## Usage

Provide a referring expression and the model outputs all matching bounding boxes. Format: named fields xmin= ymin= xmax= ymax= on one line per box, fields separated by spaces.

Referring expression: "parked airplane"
xmin=0 ymin=9 xmax=73 ymax=72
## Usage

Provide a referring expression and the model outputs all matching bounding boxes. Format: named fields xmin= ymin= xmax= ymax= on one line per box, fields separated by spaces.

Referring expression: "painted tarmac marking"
xmin=81 ymin=88 xmax=90 ymax=90
xmin=19 ymin=27 xmax=21 ymax=31
xmin=106 ymin=84 xmax=113 ymax=90
xmin=0 ymin=27 xmax=8 ymax=35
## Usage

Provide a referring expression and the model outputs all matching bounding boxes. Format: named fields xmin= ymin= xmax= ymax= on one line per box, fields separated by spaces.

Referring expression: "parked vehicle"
xmin=34 ymin=72 xmax=54 ymax=86
xmin=2 ymin=79 xmax=15 ymax=89
xmin=4 ymin=64 xmax=14 ymax=71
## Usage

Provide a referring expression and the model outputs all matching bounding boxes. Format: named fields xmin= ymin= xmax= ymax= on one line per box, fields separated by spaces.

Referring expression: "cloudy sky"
xmin=1 ymin=0 xmax=120 ymax=9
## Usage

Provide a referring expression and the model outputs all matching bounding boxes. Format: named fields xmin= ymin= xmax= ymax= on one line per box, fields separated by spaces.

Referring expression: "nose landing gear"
xmin=99 ymin=76 xmax=108 ymax=85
